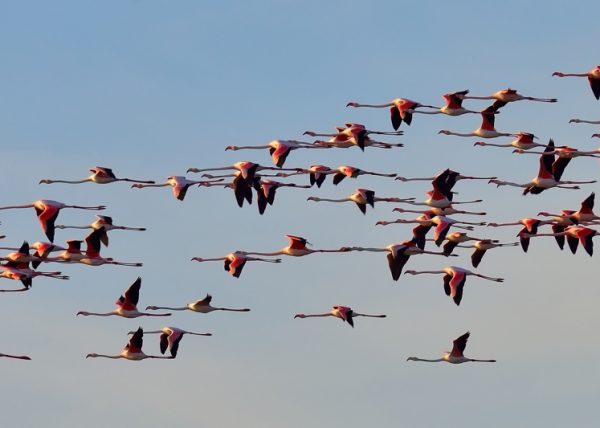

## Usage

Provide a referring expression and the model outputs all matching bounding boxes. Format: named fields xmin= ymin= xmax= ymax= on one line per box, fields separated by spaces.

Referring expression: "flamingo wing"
xmin=390 ymin=106 xmax=402 ymax=130
xmin=128 ymin=328 xmax=144 ymax=353
xmin=159 ymin=332 xmax=169 ymax=354
xmin=580 ymin=192 xmax=595 ymax=213
xmin=551 ymin=224 xmax=566 ymax=250
xmin=123 ymin=277 xmax=142 ymax=307
xmin=332 ymin=172 xmax=346 ymax=185
xmin=450 ymin=331 xmax=470 ymax=357
xmin=387 ymin=251 xmax=410 ymax=281
xmin=470 ymin=249 xmax=486 ymax=268
xmin=35 ymin=205 xmax=60 ymax=243
xmin=589 ymin=75 xmax=600 ymax=100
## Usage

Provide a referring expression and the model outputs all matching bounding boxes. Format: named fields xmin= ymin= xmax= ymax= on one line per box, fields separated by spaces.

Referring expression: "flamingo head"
xmin=438 ymin=130 xmax=451 ymax=135
xmin=225 ymin=145 xmax=239 ymax=151
xmin=346 ymin=102 xmax=359 ymax=107
xmin=306 ymin=196 xmax=321 ymax=202
xmin=294 ymin=314 xmax=307 ymax=319
xmin=473 ymin=141 xmax=486 ymax=146
xmin=85 ymin=353 xmax=99 ymax=358
xmin=403 ymin=270 xmax=418 ymax=275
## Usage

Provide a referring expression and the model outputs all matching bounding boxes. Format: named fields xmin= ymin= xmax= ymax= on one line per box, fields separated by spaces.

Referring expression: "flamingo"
xmin=0 ymin=263 xmax=68 ymax=292
xmin=39 ymin=166 xmax=155 ymax=185
xmin=187 ymin=161 xmax=302 ymax=181
xmin=76 ymin=277 xmax=172 ymax=318
xmin=283 ymin=165 xmax=397 ymax=187
xmin=146 ymin=294 xmax=251 ymax=314
xmin=253 ymin=179 xmax=311 ymax=215
xmin=131 ymin=176 xmax=223 ymax=201
xmin=307 ymin=188 xmax=415 ymax=214
xmin=404 ymin=266 xmax=503 ymax=306
xmin=78 ymin=229 xmax=143 ymax=267
xmin=304 ymin=123 xmax=403 ymax=150
xmin=538 ymin=193 xmax=600 ymax=225
xmin=0 ymin=352 xmax=31 ymax=360
xmin=224 ymin=140 xmax=328 ymax=167
xmin=0 ymin=200 xmax=106 ymax=242
xmin=56 ymin=240 xmax=86 ymax=263
xmin=489 ymin=140 xmax=597 ymax=195
xmin=86 ymin=327 xmax=173 ymax=361
xmin=392 ymin=206 xmax=487 ymax=217
xmin=396 ymin=169 xmax=484 ymax=210
xmin=438 ymin=105 xmax=513 ymax=138
xmin=294 ymin=305 xmax=386 ymax=328
xmin=191 ymin=251 xmax=282 ymax=278
xmin=569 ymin=118 xmax=600 ymax=138
xmin=473 ymin=132 xmax=549 ymax=150
xmin=0 ymin=241 xmax=67 ymax=269
xmin=434 ymin=232 xmax=485 ymax=256
xmin=410 ymin=90 xmax=483 ymax=116
xmin=406 ymin=332 xmax=496 ymax=364
xmin=55 ymin=215 xmax=146 ymax=247
xmin=244 ymin=235 xmax=350 ymax=257
xmin=455 ymin=239 xmax=519 ymax=268
xmin=395 ymin=169 xmax=496 ymax=184
xmin=133 ymin=327 xmax=212 ymax=358
xmin=346 ymin=98 xmax=438 ymax=130
xmin=460 ymin=88 xmax=557 ymax=106
xmin=342 ymin=239 xmax=455 ymax=281
xmin=553 ymin=66 xmax=600 ymax=100
xmin=1 ymin=241 xmax=43 ymax=264
xmin=523 ymin=226 xmax=598 ymax=256
xmin=512 ymin=145 xmax=600 ymax=159
xmin=487 ymin=217 xmax=552 ymax=252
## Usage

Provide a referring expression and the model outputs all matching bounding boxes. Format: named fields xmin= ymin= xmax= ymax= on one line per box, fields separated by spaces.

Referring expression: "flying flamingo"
xmin=39 ymin=166 xmax=155 ymax=185
xmin=395 ymin=169 xmax=496 ymax=184
xmin=304 ymin=123 xmax=403 ymax=150
xmin=487 ymin=217 xmax=552 ymax=252
xmin=523 ymin=226 xmax=598 ymax=256
xmin=133 ymin=327 xmax=212 ymax=358
xmin=224 ymin=139 xmax=328 ymax=167
xmin=538 ymin=193 xmax=600 ymax=225
xmin=253 ymin=179 xmax=311 ymax=215
xmin=553 ymin=66 xmax=600 ymax=100
xmin=0 ymin=263 xmax=68 ymax=292
xmin=342 ymin=239 xmax=454 ymax=281
xmin=56 ymin=215 xmax=146 ymax=247
xmin=187 ymin=161 xmax=302 ymax=181
xmin=410 ymin=90 xmax=483 ymax=116
xmin=406 ymin=331 xmax=496 ymax=364
xmin=244 ymin=235 xmax=350 ymax=257
xmin=460 ymin=88 xmax=557 ymax=107
xmin=0 ymin=200 xmax=106 ymax=242
xmin=191 ymin=251 xmax=282 ymax=278
xmin=307 ymin=188 xmax=415 ymax=214
xmin=473 ymin=132 xmax=549 ymax=150
xmin=86 ymin=327 xmax=173 ymax=361
xmin=1 ymin=242 xmax=43 ymax=265
xmin=438 ymin=105 xmax=513 ymax=139
xmin=294 ymin=305 xmax=386 ymax=328
xmin=0 ymin=241 xmax=66 ymax=269
xmin=76 ymin=277 xmax=172 ymax=318
xmin=489 ymin=140 xmax=597 ymax=195
xmin=512 ymin=145 xmax=600 ymax=159
xmin=392 ymin=206 xmax=487 ymax=217
xmin=434 ymin=232 xmax=485 ymax=256
xmin=404 ymin=266 xmax=503 ymax=306
xmin=455 ymin=239 xmax=519 ymax=268
xmin=346 ymin=98 xmax=438 ymax=130
xmin=55 ymin=240 xmax=86 ymax=263
xmin=131 ymin=176 xmax=223 ymax=201
xmin=146 ymin=294 xmax=251 ymax=314
xmin=78 ymin=229 xmax=143 ymax=267
xmin=0 ymin=352 xmax=31 ymax=360
xmin=569 ymin=118 xmax=600 ymax=138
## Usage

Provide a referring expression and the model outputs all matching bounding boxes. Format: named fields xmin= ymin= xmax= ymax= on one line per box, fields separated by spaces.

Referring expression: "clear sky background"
xmin=1 ymin=1 xmax=599 ymax=427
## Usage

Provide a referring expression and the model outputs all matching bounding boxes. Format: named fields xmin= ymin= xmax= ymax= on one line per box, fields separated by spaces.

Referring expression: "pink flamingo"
xmin=0 ymin=200 xmax=106 ymax=242
xmin=39 ymin=166 xmax=155 ymax=185
xmin=146 ymin=294 xmax=251 ymax=314
xmin=76 ymin=277 xmax=171 ymax=318
xmin=294 ymin=305 xmax=386 ymax=328
xmin=407 ymin=332 xmax=496 ymax=364
xmin=523 ymin=226 xmax=598 ymax=256
xmin=460 ymin=88 xmax=557 ymax=106
xmin=78 ymin=229 xmax=143 ymax=267
xmin=404 ymin=266 xmax=503 ymax=306
xmin=191 ymin=251 xmax=282 ymax=278
xmin=225 ymin=139 xmax=328 ymax=167
xmin=304 ymin=123 xmax=403 ymax=150
xmin=244 ymin=235 xmax=351 ymax=257
xmin=131 ymin=176 xmax=223 ymax=201
xmin=487 ymin=217 xmax=553 ymax=252
xmin=489 ymin=139 xmax=596 ymax=195
xmin=134 ymin=327 xmax=212 ymax=358
xmin=473 ymin=132 xmax=548 ymax=150
xmin=438 ymin=105 xmax=513 ymax=139
xmin=347 ymin=98 xmax=438 ymax=130
xmin=455 ymin=239 xmax=519 ymax=268
xmin=307 ymin=188 xmax=415 ymax=214
xmin=553 ymin=66 xmax=600 ymax=100
xmin=86 ymin=327 xmax=173 ymax=361
xmin=411 ymin=90 xmax=482 ymax=116
xmin=56 ymin=215 xmax=146 ymax=247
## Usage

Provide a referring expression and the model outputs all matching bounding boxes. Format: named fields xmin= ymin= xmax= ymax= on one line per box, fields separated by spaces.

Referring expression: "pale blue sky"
xmin=1 ymin=1 xmax=599 ymax=427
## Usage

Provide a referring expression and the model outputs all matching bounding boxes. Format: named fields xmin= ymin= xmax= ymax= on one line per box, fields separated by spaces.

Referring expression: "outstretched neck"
xmin=0 ymin=204 xmax=34 ymax=210
xmin=407 ymin=357 xmax=445 ymax=362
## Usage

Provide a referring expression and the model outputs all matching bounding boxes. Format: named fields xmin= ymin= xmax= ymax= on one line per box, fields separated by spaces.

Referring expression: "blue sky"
xmin=1 ymin=1 xmax=599 ymax=427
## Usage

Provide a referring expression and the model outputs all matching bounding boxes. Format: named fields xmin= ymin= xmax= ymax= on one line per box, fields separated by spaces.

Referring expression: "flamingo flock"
xmin=1 ymin=64 xmax=598 ymax=364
